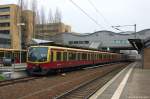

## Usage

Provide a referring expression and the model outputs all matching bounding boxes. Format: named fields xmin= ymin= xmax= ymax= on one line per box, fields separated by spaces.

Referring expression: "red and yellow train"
xmin=27 ymin=45 xmax=127 ymax=75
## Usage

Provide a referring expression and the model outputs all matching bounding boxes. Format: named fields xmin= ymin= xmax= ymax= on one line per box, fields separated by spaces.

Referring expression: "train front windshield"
xmin=28 ymin=47 xmax=48 ymax=62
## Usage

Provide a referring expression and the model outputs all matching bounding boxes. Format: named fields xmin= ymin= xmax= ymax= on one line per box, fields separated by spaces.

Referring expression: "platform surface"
xmin=90 ymin=62 xmax=150 ymax=99
xmin=0 ymin=63 xmax=26 ymax=72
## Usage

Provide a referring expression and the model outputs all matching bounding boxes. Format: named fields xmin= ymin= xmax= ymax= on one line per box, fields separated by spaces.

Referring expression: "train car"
xmin=26 ymin=45 xmax=125 ymax=75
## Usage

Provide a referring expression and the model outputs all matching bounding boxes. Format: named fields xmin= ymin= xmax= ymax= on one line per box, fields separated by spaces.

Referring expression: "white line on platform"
xmin=89 ymin=63 xmax=135 ymax=99
xmin=111 ymin=63 xmax=135 ymax=99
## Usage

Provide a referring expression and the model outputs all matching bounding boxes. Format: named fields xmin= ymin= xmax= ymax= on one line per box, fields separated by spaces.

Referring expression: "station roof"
xmin=30 ymin=39 xmax=54 ymax=45
xmin=128 ymin=39 xmax=144 ymax=52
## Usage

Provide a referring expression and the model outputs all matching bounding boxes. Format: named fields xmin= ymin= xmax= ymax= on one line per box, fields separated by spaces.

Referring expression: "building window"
xmin=79 ymin=41 xmax=83 ymax=44
xmin=0 ymin=23 xmax=10 ymax=27
xmin=69 ymin=41 xmax=73 ymax=44
xmin=69 ymin=41 xmax=89 ymax=44
xmin=0 ymin=7 xmax=10 ymax=12
xmin=113 ymin=40 xmax=129 ymax=44
xmin=0 ymin=15 xmax=10 ymax=20
xmin=74 ymin=41 xmax=78 ymax=44
xmin=0 ymin=30 xmax=10 ymax=34
xmin=0 ymin=38 xmax=11 ymax=44
xmin=84 ymin=41 xmax=89 ymax=44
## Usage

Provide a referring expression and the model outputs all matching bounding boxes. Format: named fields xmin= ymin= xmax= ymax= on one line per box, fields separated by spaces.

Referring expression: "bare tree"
xmin=35 ymin=11 xmax=41 ymax=38
xmin=54 ymin=8 xmax=62 ymax=23
xmin=17 ymin=0 xmax=28 ymax=10
xmin=17 ymin=0 xmax=27 ymax=49
xmin=31 ymin=0 xmax=38 ymax=38
xmin=48 ymin=8 xmax=54 ymax=23
xmin=40 ymin=6 xmax=46 ymax=39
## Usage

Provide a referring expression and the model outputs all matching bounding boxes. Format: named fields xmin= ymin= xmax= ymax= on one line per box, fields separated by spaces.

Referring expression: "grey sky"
xmin=0 ymin=0 xmax=150 ymax=33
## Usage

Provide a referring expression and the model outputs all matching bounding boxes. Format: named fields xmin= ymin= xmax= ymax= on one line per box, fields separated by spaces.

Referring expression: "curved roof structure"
xmin=48 ymin=29 xmax=150 ymax=50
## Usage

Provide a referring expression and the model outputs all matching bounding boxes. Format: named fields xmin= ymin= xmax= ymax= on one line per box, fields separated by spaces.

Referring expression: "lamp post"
xmin=17 ymin=23 xmax=25 ymax=63
xmin=112 ymin=24 xmax=137 ymax=39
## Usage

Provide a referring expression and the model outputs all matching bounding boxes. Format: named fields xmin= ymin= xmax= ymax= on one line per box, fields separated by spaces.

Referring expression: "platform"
xmin=90 ymin=62 xmax=150 ymax=99
xmin=0 ymin=63 xmax=26 ymax=72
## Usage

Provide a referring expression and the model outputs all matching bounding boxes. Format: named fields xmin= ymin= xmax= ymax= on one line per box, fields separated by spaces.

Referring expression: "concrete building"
xmin=0 ymin=4 xmax=21 ymax=49
xmin=49 ymin=29 xmax=150 ymax=51
xmin=36 ymin=22 xmax=71 ymax=39
xmin=0 ymin=4 xmax=34 ymax=49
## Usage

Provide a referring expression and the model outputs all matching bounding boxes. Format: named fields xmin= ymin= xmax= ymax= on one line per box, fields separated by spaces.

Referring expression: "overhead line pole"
xmin=112 ymin=24 xmax=137 ymax=38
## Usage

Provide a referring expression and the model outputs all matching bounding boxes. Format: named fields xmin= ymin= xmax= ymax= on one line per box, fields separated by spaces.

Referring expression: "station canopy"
xmin=30 ymin=38 xmax=54 ymax=45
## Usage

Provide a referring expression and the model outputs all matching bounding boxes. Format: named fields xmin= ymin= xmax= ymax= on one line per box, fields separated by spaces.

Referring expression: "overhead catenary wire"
xmin=87 ymin=0 xmax=124 ymax=32
xmin=68 ymin=0 xmax=104 ymax=29
xmin=87 ymin=0 xmax=111 ymax=26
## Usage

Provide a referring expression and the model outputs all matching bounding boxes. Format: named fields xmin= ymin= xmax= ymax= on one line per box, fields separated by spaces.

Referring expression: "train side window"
xmin=96 ymin=54 xmax=98 ymax=60
xmin=56 ymin=52 xmax=61 ymax=61
xmin=103 ymin=54 xmax=105 ymax=59
xmin=51 ymin=51 xmax=53 ymax=61
xmin=95 ymin=54 xmax=97 ymax=60
xmin=0 ymin=51 xmax=4 ymax=58
xmin=88 ymin=53 xmax=90 ymax=60
xmin=100 ymin=54 xmax=102 ymax=59
xmin=82 ymin=53 xmax=87 ymax=60
xmin=73 ymin=53 xmax=76 ymax=60
xmin=77 ymin=53 xmax=80 ymax=60
xmin=98 ymin=54 xmax=100 ymax=60
xmin=68 ymin=52 xmax=76 ymax=61
xmin=63 ymin=52 xmax=67 ymax=61
xmin=69 ymin=52 xmax=73 ymax=60
xmin=91 ymin=53 xmax=94 ymax=60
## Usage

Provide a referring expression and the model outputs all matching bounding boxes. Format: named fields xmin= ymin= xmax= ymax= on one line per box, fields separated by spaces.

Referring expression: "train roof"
xmin=29 ymin=45 xmax=120 ymax=55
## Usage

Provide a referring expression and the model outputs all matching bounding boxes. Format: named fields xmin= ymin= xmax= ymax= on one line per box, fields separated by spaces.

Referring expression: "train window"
xmin=68 ymin=52 xmax=72 ymax=60
xmin=72 ymin=53 xmax=76 ymax=60
xmin=82 ymin=53 xmax=87 ymax=60
xmin=88 ymin=53 xmax=90 ymax=60
xmin=0 ymin=51 xmax=4 ymax=58
xmin=77 ymin=53 xmax=80 ymax=60
xmin=51 ymin=51 xmax=53 ymax=61
xmin=63 ymin=52 xmax=67 ymax=61
xmin=96 ymin=54 xmax=98 ymax=60
xmin=100 ymin=54 xmax=102 ymax=59
xmin=109 ymin=54 xmax=111 ymax=59
xmin=91 ymin=53 xmax=94 ymax=60
xmin=108 ymin=54 xmax=110 ymax=59
xmin=106 ymin=54 xmax=108 ymax=59
xmin=56 ymin=52 xmax=61 ymax=61
xmin=95 ymin=54 xmax=97 ymax=60
xmin=103 ymin=54 xmax=105 ymax=59
xmin=99 ymin=54 xmax=101 ymax=59
xmin=69 ymin=52 xmax=74 ymax=60
xmin=105 ymin=54 xmax=107 ymax=59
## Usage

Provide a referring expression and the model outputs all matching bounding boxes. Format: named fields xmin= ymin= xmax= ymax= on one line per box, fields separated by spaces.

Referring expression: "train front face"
xmin=27 ymin=46 xmax=50 ymax=75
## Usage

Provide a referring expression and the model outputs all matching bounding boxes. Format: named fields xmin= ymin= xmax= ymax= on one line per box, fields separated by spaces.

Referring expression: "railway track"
xmin=0 ymin=62 xmax=130 ymax=99
xmin=55 ymin=65 xmax=125 ymax=99
xmin=0 ymin=77 xmax=39 ymax=87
